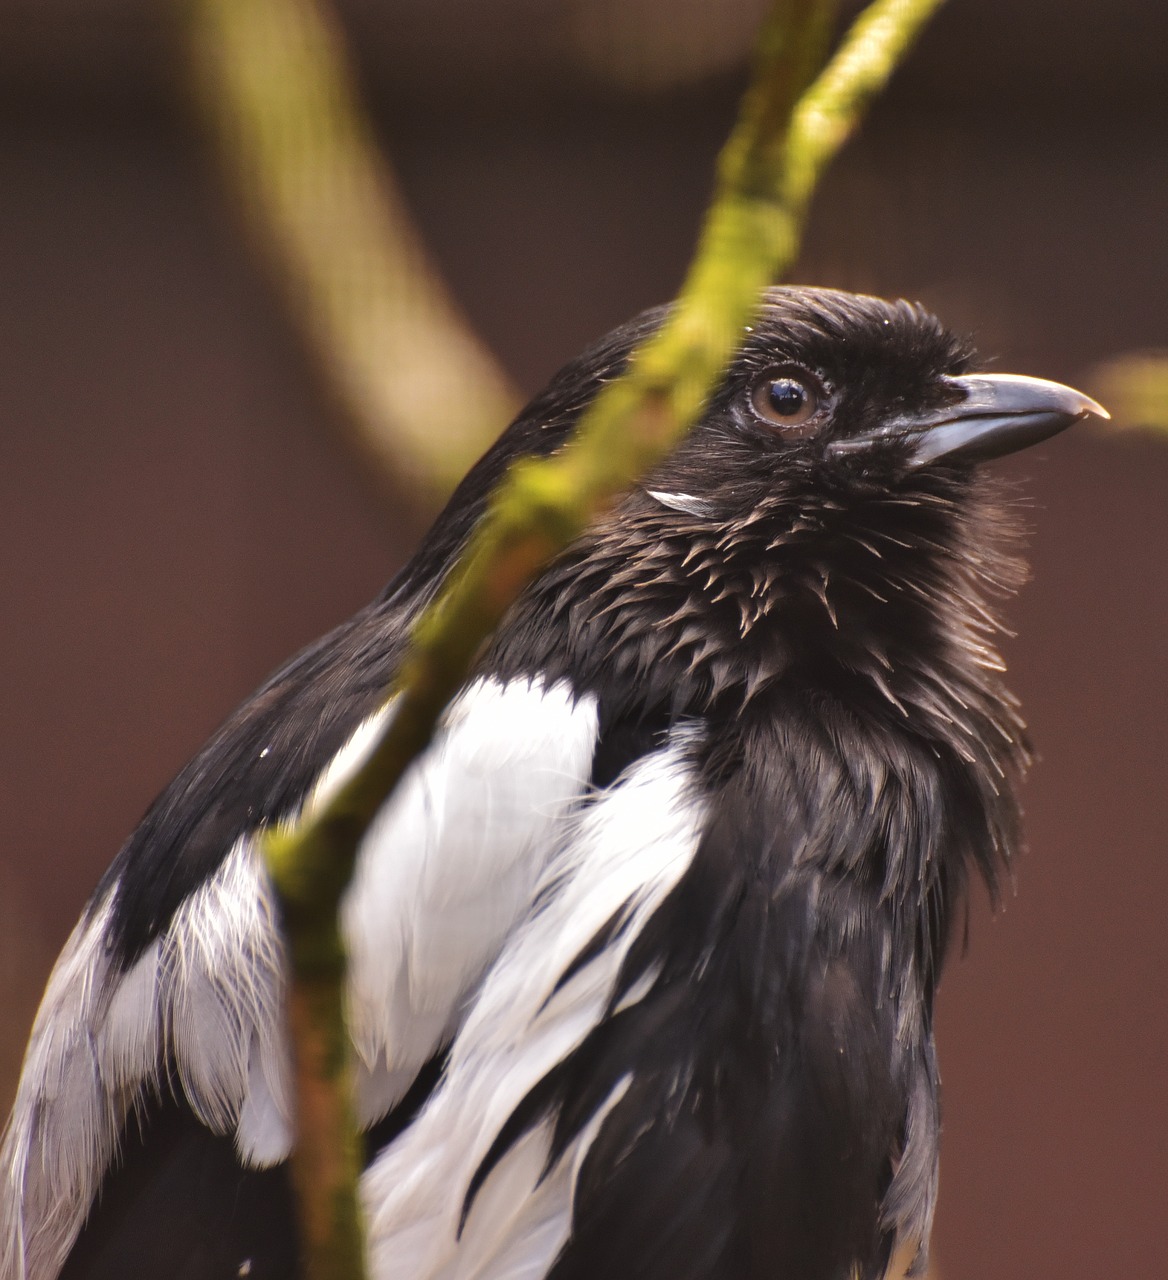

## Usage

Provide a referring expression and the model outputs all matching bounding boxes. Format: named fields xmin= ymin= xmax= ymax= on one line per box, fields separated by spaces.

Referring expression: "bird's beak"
xmin=830 ymin=373 xmax=1109 ymax=467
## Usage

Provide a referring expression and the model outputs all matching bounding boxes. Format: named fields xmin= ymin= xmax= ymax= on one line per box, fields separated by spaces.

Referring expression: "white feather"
xmin=237 ymin=1036 xmax=293 ymax=1168
xmin=164 ymin=837 xmax=289 ymax=1148
xmin=0 ymin=674 xmax=600 ymax=1279
xmin=95 ymin=940 xmax=161 ymax=1090
xmin=449 ymin=1080 xmax=630 ymax=1280
xmin=342 ymin=677 xmax=600 ymax=1118
xmin=364 ymin=734 xmax=707 ymax=1280
xmin=0 ymin=899 xmax=127 ymax=1280
xmin=646 ymin=490 xmax=715 ymax=519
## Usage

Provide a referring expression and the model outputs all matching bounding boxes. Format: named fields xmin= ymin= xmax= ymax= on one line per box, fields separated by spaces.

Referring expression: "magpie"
xmin=1 ymin=288 xmax=1105 ymax=1280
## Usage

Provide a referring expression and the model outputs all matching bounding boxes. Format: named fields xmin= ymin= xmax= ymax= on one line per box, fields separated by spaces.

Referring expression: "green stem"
xmin=260 ymin=1 xmax=946 ymax=1276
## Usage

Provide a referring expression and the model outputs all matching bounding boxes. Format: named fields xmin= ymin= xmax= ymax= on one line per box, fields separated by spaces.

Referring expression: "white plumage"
xmin=342 ymin=677 xmax=600 ymax=1126
xmin=363 ymin=734 xmax=705 ymax=1279
xmin=0 ymin=676 xmax=612 ymax=1280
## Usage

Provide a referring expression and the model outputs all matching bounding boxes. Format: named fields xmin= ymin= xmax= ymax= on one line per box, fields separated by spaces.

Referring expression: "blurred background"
xmin=2 ymin=1 xmax=1167 ymax=1276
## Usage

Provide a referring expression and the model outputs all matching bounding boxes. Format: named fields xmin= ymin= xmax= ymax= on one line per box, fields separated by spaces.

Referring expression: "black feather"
xmin=457 ymin=289 xmax=1029 ymax=1276
xmin=97 ymin=306 xmax=663 ymax=970
xmin=59 ymin=1084 xmax=298 ymax=1280
xmin=57 ymin=287 xmax=1052 ymax=1280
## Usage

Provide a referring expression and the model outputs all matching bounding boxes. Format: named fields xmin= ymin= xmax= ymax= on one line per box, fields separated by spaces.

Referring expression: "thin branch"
xmin=188 ymin=0 xmax=522 ymax=500
xmin=260 ymin=1 xmax=946 ymax=1277
xmin=1091 ymin=353 xmax=1168 ymax=433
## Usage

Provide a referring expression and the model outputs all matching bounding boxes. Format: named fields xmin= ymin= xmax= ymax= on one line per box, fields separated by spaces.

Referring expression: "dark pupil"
xmin=768 ymin=378 xmax=806 ymax=417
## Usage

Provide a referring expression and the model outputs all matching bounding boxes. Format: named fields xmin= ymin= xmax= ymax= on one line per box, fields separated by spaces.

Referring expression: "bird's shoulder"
xmin=91 ymin=599 xmax=411 ymax=970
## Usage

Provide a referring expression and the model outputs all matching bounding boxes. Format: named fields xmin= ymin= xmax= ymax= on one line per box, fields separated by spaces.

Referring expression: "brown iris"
xmin=750 ymin=366 xmax=826 ymax=438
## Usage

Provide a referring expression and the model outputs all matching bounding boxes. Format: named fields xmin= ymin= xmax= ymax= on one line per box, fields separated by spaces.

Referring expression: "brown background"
xmin=2 ymin=2 xmax=1166 ymax=1277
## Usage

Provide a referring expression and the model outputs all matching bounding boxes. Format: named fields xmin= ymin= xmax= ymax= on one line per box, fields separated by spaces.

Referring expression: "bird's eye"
xmin=749 ymin=367 xmax=826 ymax=438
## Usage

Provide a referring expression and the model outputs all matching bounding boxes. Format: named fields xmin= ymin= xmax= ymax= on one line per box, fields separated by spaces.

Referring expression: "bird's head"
xmin=413 ymin=287 xmax=1105 ymax=734
xmin=650 ymin=285 xmax=1102 ymax=512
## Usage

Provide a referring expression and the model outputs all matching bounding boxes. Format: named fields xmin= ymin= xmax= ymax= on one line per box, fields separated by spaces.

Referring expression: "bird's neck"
xmin=495 ymin=485 xmax=1021 ymax=742
xmin=487 ymin=480 xmax=1029 ymax=918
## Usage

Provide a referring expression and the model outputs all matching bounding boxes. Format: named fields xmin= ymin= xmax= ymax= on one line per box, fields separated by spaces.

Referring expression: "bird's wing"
xmin=0 ymin=674 xmax=600 ymax=1280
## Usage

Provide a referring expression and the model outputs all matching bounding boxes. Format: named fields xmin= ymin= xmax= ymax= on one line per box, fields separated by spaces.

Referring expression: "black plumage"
xmin=2 ymin=288 xmax=1104 ymax=1280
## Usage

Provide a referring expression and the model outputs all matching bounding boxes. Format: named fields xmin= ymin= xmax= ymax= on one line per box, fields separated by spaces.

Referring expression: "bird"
xmin=0 ymin=287 xmax=1106 ymax=1280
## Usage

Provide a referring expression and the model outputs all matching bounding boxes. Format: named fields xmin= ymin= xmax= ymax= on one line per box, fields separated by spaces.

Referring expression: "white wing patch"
xmin=0 ymin=676 xmax=599 ymax=1280
xmin=342 ymin=678 xmax=600 ymax=1127
xmin=363 ymin=735 xmax=707 ymax=1280
xmin=167 ymin=840 xmax=289 ymax=1152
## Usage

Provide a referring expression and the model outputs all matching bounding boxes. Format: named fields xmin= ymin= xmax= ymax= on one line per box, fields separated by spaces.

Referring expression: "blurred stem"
xmin=260 ymin=0 xmax=945 ymax=1277
xmin=1092 ymin=353 xmax=1168 ymax=433
xmin=187 ymin=0 xmax=521 ymax=502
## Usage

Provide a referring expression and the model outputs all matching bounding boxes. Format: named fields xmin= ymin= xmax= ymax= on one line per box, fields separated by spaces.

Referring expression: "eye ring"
xmin=749 ymin=365 xmax=827 ymax=438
